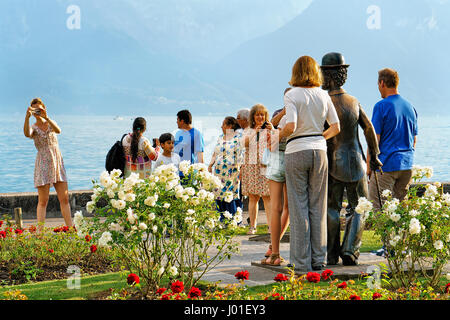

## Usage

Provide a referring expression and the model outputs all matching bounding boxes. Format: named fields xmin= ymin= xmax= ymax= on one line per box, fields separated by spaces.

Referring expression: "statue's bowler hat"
xmin=321 ymin=52 xmax=349 ymax=68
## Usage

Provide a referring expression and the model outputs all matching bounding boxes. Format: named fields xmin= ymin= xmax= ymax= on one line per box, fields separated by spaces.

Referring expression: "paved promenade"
xmin=20 ymin=211 xmax=448 ymax=288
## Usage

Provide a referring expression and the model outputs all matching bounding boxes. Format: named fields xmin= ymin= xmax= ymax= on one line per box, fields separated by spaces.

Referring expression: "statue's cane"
xmin=373 ymin=168 xmax=383 ymax=210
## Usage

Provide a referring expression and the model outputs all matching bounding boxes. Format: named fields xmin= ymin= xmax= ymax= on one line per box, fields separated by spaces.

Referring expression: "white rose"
xmin=107 ymin=189 xmax=115 ymax=199
xmin=148 ymin=212 xmax=156 ymax=221
xmin=409 ymin=218 xmax=421 ymax=235
xmin=152 ymin=225 xmax=158 ymax=233
xmin=434 ymin=240 xmax=444 ymax=250
xmin=144 ymin=195 xmax=158 ymax=207
xmin=125 ymin=192 xmax=136 ymax=202
xmin=163 ymin=203 xmax=171 ymax=209
xmin=205 ymin=218 xmax=216 ymax=230
xmin=223 ymin=211 xmax=233 ymax=220
xmin=86 ymin=201 xmax=95 ymax=214
xmin=442 ymin=193 xmax=450 ymax=205
xmin=382 ymin=189 xmax=392 ymax=198
xmin=389 ymin=212 xmax=401 ymax=222
xmin=409 ymin=209 xmax=420 ymax=217
xmin=389 ymin=235 xmax=401 ymax=247
xmin=139 ymin=222 xmax=148 ymax=230
xmin=168 ymin=266 xmax=178 ymax=276
xmin=98 ymin=231 xmax=112 ymax=248
xmin=187 ymin=209 xmax=195 ymax=215
xmin=179 ymin=160 xmax=190 ymax=175
xmin=224 ymin=192 xmax=234 ymax=203
xmin=197 ymin=189 xmax=208 ymax=199
xmin=185 ymin=187 xmax=195 ymax=196
xmin=114 ymin=199 xmax=126 ymax=210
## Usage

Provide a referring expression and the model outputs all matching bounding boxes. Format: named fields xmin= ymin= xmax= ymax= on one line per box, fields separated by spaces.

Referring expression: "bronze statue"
xmin=321 ymin=52 xmax=382 ymax=265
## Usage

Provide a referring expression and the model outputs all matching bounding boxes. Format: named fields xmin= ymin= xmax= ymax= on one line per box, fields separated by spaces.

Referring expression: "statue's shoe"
xmin=341 ymin=254 xmax=358 ymax=266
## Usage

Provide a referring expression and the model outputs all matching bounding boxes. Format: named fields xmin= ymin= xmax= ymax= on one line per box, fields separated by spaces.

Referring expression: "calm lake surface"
xmin=0 ymin=114 xmax=448 ymax=193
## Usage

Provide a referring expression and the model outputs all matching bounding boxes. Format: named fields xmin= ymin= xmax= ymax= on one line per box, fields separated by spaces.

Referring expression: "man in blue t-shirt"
xmin=174 ymin=109 xmax=205 ymax=164
xmin=367 ymin=68 xmax=418 ymax=213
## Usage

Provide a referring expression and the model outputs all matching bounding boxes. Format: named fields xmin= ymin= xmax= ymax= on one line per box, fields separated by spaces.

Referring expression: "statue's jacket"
xmin=325 ymin=89 xmax=379 ymax=183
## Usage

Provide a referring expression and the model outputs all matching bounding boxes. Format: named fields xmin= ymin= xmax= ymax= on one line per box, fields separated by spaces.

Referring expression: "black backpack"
xmin=105 ymin=134 xmax=128 ymax=176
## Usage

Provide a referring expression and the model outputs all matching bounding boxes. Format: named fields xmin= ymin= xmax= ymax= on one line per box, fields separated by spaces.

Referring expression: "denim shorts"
xmin=265 ymin=151 xmax=286 ymax=183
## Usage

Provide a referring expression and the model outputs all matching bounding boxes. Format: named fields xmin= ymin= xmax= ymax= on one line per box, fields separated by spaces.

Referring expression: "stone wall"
xmin=1 ymin=182 xmax=448 ymax=220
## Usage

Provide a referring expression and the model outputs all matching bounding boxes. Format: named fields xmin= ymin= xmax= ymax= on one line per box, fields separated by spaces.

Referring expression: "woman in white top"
xmin=122 ymin=117 xmax=159 ymax=179
xmin=279 ymin=56 xmax=340 ymax=272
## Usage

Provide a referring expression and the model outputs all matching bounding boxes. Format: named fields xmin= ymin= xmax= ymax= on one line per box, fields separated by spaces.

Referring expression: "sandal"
xmin=247 ymin=227 xmax=256 ymax=235
xmin=265 ymin=244 xmax=272 ymax=258
xmin=262 ymin=253 xmax=284 ymax=266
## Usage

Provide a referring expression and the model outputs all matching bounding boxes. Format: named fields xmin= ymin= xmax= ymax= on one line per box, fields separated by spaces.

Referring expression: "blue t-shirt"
xmin=371 ymin=94 xmax=418 ymax=172
xmin=174 ymin=128 xmax=205 ymax=163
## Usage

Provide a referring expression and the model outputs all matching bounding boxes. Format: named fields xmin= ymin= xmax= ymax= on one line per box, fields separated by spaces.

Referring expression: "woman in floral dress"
xmin=23 ymin=98 xmax=73 ymax=228
xmin=208 ymin=117 xmax=243 ymax=218
xmin=241 ymin=104 xmax=272 ymax=235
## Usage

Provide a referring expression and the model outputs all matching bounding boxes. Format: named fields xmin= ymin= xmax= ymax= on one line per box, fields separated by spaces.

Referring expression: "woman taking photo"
xmin=208 ymin=116 xmax=243 ymax=217
xmin=23 ymin=98 xmax=73 ymax=228
xmin=122 ymin=117 xmax=159 ymax=179
xmin=241 ymin=104 xmax=272 ymax=235
xmin=280 ymin=56 xmax=340 ymax=272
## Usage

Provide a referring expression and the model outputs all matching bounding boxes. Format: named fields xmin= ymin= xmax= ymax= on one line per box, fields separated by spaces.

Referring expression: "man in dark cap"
xmin=321 ymin=52 xmax=382 ymax=266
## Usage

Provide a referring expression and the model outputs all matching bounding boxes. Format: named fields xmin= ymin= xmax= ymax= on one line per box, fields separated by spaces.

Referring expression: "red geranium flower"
xmin=235 ymin=270 xmax=249 ymax=281
xmin=160 ymin=294 xmax=170 ymax=300
xmin=53 ymin=227 xmax=61 ymax=233
xmin=445 ymin=283 xmax=450 ymax=294
xmin=0 ymin=231 xmax=5 ymax=239
xmin=29 ymin=225 xmax=37 ymax=233
xmin=188 ymin=287 xmax=202 ymax=299
xmin=48 ymin=249 xmax=54 ymax=253
xmin=90 ymin=244 xmax=97 ymax=253
xmin=274 ymin=273 xmax=289 ymax=282
xmin=85 ymin=235 xmax=92 ymax=242
xmin=14 ymin=229 xmax=23 ymax=235
xmin=156 ymin=288 xmax=167 ymax=295
xmin=337 ymin=281 xmax=347 ymax=289
xmin=265 ymin=293 xmax=285 ymax=300
xmin=306 ymin=272 xmax=321 ymax=283
xmin=321 ymin=269 xmax=334 ymax=280
xmin=171 ymin=280 xmax=184 ymax=293
xmin=0 ymin=220 xmax=3 ymax=227
xmin=372 ymin=292 xmax=382 ymax=300
xmin=127 ymin=273 xmax=140 ymax=285
xmin=349 ymin=294 xmax=361 ymax=300
xmin=62 ymin=226 xmax=69 ymax=232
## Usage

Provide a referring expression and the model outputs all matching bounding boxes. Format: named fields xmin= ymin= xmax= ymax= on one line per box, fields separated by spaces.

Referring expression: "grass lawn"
xmin=0 ymin=271 xmax=128 ymax=300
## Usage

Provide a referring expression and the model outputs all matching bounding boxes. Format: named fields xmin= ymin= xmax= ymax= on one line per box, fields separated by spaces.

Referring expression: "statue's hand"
xmin=370 ymin=155 xmax=383 ymax=172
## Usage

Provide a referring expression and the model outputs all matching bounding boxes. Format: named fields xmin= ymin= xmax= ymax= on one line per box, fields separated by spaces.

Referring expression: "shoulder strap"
xmin=120 ymin=134 xmax=128 ymax=145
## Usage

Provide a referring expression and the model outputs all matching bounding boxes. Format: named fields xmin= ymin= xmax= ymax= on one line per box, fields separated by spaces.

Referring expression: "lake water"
xmin=0 ymin=114 xmax=448 ymax=193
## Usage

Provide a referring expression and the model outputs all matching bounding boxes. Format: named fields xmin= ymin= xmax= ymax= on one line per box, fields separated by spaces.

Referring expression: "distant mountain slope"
xmin=212 ymin=0 xmax=450 ymax=115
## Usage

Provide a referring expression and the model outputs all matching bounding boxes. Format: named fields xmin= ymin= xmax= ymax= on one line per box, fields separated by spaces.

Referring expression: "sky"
xmin=1 ymin=0 xmax=450 ymax=116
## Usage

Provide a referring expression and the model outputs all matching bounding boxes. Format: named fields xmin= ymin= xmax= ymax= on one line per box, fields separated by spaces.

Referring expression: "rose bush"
xmin=82 ymin=162 xmax=241 ymax=298
xmin=359 ymin=165 xmax=450 ymax=289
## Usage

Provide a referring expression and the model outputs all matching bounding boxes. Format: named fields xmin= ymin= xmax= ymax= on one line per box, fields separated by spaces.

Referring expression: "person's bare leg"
xmin=54 ymin=182 xmax=73 ymax=227
xmin=37 ymin=184 xmax=50 ymax=232
xmin=248 ymin=194 xmax=260 ymax=233
xmin=267 ymin=181 xmax=283 ymax=262
xmin=262 ymin=195 xmax=271 ymax=234
xmin=280 ymin=183 xmax=290 ymax=239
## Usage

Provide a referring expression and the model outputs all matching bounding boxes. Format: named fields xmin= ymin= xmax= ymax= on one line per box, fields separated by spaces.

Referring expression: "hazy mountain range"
xmin=1 ymin=0 xmax=449 ymax=116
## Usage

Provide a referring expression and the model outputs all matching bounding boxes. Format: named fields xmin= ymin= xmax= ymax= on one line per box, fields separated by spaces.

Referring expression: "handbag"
xmin=261 ymin=147 xmax=271 ymax=167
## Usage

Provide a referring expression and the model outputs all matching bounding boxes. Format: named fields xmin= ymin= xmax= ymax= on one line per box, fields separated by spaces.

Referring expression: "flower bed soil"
xmin=0 ymin=256 xmax=122 ymax=286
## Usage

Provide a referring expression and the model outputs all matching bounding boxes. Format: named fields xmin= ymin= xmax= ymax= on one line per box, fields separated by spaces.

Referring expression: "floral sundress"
xmin=30 ymin=123 xmax=67 ymax=188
